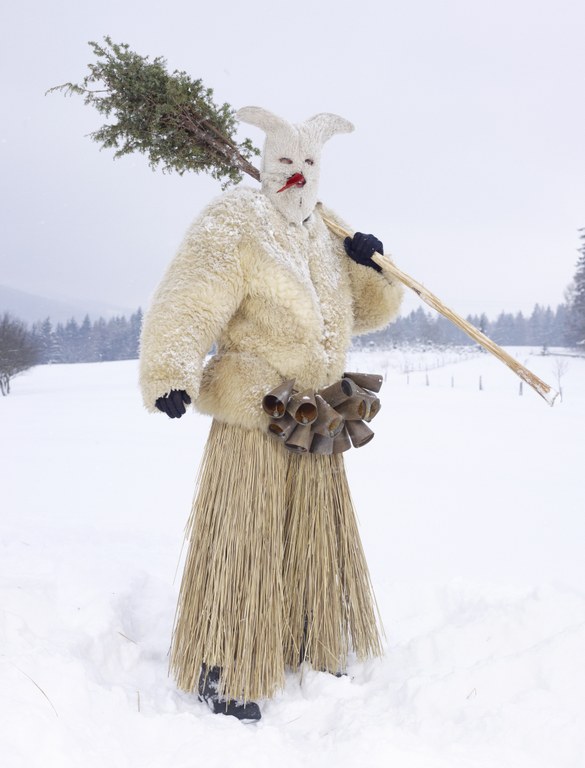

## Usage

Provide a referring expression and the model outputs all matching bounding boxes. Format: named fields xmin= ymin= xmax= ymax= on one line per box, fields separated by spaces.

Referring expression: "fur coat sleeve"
xmin=139 ymin=196 xmax=246 ymax=412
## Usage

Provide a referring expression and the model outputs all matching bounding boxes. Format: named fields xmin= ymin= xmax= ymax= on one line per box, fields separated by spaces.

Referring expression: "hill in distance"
xmin=0 ymin=284 xmax=135 ymax=325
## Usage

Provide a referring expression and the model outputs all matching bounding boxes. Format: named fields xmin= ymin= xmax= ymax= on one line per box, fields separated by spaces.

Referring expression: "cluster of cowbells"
xmin=262 ymin=372 xmax=383 ymax=454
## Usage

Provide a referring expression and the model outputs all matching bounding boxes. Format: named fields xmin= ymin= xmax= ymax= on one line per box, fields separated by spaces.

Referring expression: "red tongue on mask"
xmin=277 ymin=173 xmax=306 ymax=193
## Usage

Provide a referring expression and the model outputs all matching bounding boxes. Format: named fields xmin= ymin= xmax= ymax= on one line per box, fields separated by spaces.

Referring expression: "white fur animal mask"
xmin=237 ymin=106 xmax=354 ymax=225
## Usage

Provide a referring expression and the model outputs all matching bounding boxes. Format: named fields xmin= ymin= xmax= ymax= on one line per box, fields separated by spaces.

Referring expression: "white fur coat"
xmin=139 ymin=187 xmax=403 ymax=430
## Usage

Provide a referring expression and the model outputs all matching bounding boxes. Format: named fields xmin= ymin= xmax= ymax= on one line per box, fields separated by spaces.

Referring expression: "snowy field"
xmin=2 ymin=348 xmax=585 ymax=768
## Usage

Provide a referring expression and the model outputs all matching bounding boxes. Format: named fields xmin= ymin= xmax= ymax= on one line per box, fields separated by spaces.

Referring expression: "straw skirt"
xmin=170 ymin=419 xmax=382 ymax=702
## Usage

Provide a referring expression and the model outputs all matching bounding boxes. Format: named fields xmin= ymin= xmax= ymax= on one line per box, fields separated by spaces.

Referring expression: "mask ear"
xmin=236 ymin=106 xmax=292 ymax=136
xmin=303 ymin=113 xmax=355 ymax=146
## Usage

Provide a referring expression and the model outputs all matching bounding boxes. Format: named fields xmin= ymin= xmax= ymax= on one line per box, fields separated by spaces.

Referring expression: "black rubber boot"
xmin=198 ymin=664 xmax=261 ymax=723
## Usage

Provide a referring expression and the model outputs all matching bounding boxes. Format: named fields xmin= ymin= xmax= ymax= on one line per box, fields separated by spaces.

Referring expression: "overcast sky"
xmin=1 ymin=0 xmax=584 ymax=319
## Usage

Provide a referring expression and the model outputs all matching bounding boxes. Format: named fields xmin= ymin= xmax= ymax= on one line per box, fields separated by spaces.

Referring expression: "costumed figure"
xmin=139 ymin=106 xmax=403 ymax=721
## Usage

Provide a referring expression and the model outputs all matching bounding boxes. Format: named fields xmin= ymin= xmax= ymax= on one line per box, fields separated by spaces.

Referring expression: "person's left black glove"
xmin=155 ymin=389 xmax=192 ymax=419
xmin=344 ymin=232 xmax=383 ymax=273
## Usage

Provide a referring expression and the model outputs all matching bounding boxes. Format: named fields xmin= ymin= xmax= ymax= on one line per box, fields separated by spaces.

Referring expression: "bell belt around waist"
xmin=261 ymin=372 xmax=383 ymax=455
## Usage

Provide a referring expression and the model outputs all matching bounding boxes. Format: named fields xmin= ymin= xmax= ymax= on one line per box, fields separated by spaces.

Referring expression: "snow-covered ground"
xmin=2 ymin=348 xmax=584 ymax=768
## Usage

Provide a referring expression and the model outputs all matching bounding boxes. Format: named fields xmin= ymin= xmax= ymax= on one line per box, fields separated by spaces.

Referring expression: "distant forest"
xmin=22 ymin=302 xmax=578 ymax=366
xmin=31 ymin=310 xmax=143 ymax=364
xmin=354 ymin=303 xmax=574 ymax=350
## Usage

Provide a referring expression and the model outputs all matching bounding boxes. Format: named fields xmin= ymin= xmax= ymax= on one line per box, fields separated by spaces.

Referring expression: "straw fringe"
xmin=170 ymin=419 xmax=382 ymax=702
xmin=282 ymin=452 xmax=382 ymax=672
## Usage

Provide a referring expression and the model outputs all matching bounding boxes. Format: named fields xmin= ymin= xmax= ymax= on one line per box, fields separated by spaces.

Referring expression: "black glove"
xmin=155 ymin=389 xmax=192 ymax=419
xmin=344 ymin=232 xmax=383 ymax=273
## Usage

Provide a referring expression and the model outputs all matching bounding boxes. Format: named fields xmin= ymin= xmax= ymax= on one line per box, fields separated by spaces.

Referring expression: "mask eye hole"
xmin=279 ymin=157 xmax=293 ymax=164
xmin=305 ymin=159 xmax=314 ymax=166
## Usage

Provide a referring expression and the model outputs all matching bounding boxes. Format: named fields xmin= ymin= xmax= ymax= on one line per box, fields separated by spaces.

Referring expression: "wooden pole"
xmin=319 ymin=210 xmax=559 ymax=407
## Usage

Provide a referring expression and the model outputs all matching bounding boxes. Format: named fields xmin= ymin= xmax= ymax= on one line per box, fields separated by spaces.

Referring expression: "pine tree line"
xmin=31 ymin=310 xmax=143 ymax=364
xmin=354 ymin=303 xmax=572 ymax=350
xmin=26 ymin=301 xmax=578 ymax=363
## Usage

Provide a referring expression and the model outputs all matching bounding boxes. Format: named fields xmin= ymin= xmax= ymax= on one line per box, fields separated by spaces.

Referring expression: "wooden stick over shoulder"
xmin=320 ymin=210 xmax=558 ymax=406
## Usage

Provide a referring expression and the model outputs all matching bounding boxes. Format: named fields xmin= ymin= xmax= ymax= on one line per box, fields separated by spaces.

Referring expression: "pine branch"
xmin=48 ymin=37 xmax=260 ymax=188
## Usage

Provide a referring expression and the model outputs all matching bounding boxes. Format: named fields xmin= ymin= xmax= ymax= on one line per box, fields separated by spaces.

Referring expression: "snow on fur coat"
xmin=139 ymin=187 xmax=403 ymax=430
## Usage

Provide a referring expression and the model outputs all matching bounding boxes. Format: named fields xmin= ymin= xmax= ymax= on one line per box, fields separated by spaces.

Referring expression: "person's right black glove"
xmin=155 ymin=389 xmax=191 ymax=419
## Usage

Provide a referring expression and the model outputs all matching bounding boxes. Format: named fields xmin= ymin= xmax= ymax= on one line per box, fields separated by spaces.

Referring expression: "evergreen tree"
xmin=492 ymin=312 xmax=516 ymax=345
xmin=58 ymin=318 xmax=81 ymax=363
xmin=554 ymin=304 xmax=569 ymax=346
xmin=129 ymin=309 xmax=143 ymax=358
xmin=91 ymin=317 xmax=108 ymax=361
xmin=566 ymin=228 xmax=585 ymax=348
xmin=79 ymin=315 xmax=92 ymax=361
xmin=107 ymin=316 xmax=130 ymax=359
xmin=513 ymin=311 xmax=528 ymax=345
xmin=527 ymin=304 xmax=549 ymax=347
xmin=31 ymin=317 xmax=60 ymax=363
